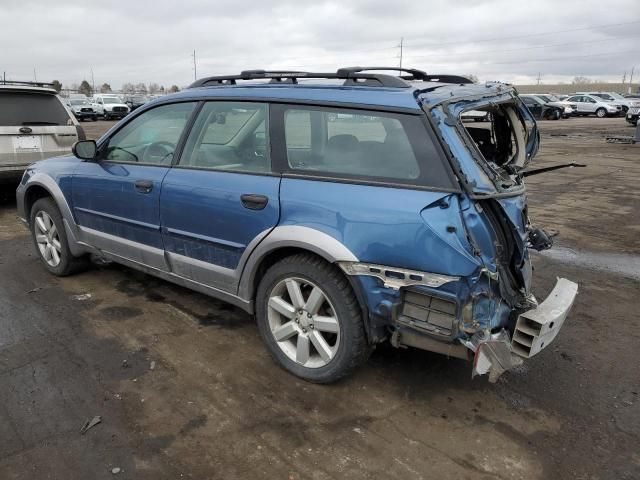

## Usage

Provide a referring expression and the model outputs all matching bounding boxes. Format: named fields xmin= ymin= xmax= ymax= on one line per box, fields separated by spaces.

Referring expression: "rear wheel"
xmin=30 ymin=198 xmax=87 ymax=276
xmin=256 ymin=254 xmax=369 ymax=383
xmin=596 ymin=108 xmax=607 ymax=118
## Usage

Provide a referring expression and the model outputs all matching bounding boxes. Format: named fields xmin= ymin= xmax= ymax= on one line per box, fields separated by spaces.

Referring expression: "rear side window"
xmin=180 ymin=102 xmax=269 ymax=173
xmin=283 ymin=106 xmax=454 ymax=189
xmin=0 ymin=92 xmax=71 ymax=126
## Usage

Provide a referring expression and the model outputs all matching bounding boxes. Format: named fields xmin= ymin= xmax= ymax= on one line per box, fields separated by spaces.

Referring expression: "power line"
xmin=403 ymin=19 xmax=640 ymax=49
xmin=403 ymin=33 xmax=640 ymax=60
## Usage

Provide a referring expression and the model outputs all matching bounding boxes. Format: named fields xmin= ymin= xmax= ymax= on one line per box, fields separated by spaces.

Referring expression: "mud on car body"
xmin=16 ymin=67 xmax=578 ymax=383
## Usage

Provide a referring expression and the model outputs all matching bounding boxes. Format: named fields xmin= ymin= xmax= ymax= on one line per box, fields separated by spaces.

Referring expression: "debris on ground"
xmin=79 ymin=415 xmax=102 ymax=435
xmin=121 ymin=359 xmax=130 ymax=368
xmin=27 ymin=287 xmax=42 ymax=294
xmin=111 ymin=467 xmax=121 ymax=474
xmin=71 ymin=293 xmax=92 ymax=301
xmin=150 ymin=361 xmax=156 ymax=370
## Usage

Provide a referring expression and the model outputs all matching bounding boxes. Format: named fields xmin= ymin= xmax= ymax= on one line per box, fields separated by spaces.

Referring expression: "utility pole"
xmin=622 ymin=71 xmax=627 ymax=85
xmin=193 ymin=50 xmax=197 ymax=81
xmin=536 ymin=72 xmax=541 ymax=86
xmin=630 ymin=66 xmax=635 ymax=94
xmin=398 ymin=37 xmax=404 ymax=74
xmin=90 ymin=67 xmax=95 ymax=93
xmin=33 ymin=68 xmax=37 ymax=82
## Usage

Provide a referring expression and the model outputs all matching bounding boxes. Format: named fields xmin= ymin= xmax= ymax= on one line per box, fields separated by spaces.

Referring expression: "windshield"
xmin=0 ymin=92 xmax=71 ymax=126
xmin=70 ymin=99 xmax=89 ymax=106
xmin=540 ymin=94 xmax=560 ymax=102
xmin=103 ymin=97 xmax=123 ymax=104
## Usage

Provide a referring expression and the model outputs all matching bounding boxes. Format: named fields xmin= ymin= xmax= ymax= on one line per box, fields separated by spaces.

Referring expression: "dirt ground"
xmin=0 ymin=117 xmax=638 ymax=480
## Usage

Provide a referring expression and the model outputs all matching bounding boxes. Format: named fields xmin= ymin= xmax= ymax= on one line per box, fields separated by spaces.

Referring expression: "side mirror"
xmin=72 ymin=140 xmax=98 ymax=160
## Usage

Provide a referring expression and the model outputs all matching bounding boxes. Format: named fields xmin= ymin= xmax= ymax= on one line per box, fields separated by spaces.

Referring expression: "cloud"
xmin=0 ymin=0 xmax=638 ymax=89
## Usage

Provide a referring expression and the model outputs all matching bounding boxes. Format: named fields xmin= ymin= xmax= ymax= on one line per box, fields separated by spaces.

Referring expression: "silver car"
xmin=577 ymin=91 xmax=640 ymax=114
xmin=0 ymin=82 xmax=84 ymax=182
xmin=565 ymin=94 xmax=622 ymax=118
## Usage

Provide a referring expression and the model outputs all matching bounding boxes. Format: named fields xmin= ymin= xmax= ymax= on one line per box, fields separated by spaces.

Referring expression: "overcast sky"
xmin=1 ymin=0 xmax=638 ymax=90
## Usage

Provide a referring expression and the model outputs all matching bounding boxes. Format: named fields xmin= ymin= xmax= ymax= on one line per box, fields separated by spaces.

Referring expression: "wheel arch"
xmin=238 ymin=226 xmax=377 ymax=341
xmin=22 ymin=174 xmax=85 ymax=257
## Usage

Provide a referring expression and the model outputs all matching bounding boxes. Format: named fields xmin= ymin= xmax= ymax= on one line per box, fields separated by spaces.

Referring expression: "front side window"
xmin=179 ymin=102 xmax=270 ymax=173
xmin=282 ymin=106 xmax=453 ymax=188
xmin=103 ymin=102 xmax=195 ymax=165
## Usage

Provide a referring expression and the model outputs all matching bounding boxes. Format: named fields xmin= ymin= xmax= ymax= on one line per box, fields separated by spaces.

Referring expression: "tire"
xmin=256 ymin=253 xmax=369 ymax=383
xmin=596 ymin=108 xmax=607 ymax=118
xmin=92 ymin=115 xmax=97 ymax=122
xmin=29 ymin=197 xmax=88 ymax=276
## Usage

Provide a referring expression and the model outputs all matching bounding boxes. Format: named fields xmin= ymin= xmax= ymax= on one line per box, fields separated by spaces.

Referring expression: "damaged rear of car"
xmin=390 ymin=82 xmax=579 ymax=381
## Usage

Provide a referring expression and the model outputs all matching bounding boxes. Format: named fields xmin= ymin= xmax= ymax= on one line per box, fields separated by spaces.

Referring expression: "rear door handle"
xmin=241 ymin=194 xmax=268 ymax=210
xmin=134 ymin=179 xmax=154 ymax=193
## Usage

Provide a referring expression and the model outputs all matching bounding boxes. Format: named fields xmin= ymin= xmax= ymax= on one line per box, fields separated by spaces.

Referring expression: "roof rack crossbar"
xmin=189 ymin=69 xmax=411 ymax=89
xmin=0 ymin=80 xmax=56 ymax=88
xmin=337 ymin=67 xmax=473 ymax=85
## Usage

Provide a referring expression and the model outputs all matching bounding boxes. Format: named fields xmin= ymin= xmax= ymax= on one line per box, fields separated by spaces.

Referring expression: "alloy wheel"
xmin=34 ymin=211 xmax=62 ymax=267
xmin=267 ymin=277 xmax=341 ymax=369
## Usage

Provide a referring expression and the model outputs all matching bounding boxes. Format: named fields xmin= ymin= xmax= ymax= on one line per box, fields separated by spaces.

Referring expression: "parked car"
xmin=16 ymin=67 xmax=578 ymax=383
xmin=565 ymin=94 xmax=622 ymax=117
xmin=91 ymin=94 xmax=130 ymax=120
xmin=522 ymin=93 xmax=575 ymax=117
xmin=123 ymin=95 xmax=149 ymax=111
xmin=626 ymin=106 xmax=639 ymax=126
xmin=520 ymin=95 xmax=564 ymax=120
xmin=68 ymin=98 xmax=98 ymax=122
xmin=577 ymin=91 xmax=640 ymax=114
xmin=0 ymin=81 xmax=84 ymax=183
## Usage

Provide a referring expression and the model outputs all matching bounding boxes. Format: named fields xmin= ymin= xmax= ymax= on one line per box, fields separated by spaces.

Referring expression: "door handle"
xmin=241 ymin=194 xmax=268 ymax=210
xmin=134 ymin=179 xmax=154 ymax=193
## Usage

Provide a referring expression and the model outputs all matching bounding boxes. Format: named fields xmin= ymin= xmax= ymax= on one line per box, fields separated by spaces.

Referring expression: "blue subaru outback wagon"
xmin=17 ymin=67 xmax=578 ymax=383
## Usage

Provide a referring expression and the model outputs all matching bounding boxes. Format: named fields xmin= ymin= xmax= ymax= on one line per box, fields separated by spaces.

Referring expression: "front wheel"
xmin=256 ymin=254 xmax=369 ymax=383
xmin=596 ymin=108 xmax=607 ymax=118
xmin=30 ymin=198 xmax=87 ymax=276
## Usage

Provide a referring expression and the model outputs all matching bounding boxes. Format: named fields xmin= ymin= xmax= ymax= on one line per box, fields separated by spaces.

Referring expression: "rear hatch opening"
xmin=460 ymin=101 xmax=536 ymax=187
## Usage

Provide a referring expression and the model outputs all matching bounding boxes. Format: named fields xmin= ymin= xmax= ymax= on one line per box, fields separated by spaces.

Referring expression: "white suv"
xmin=0 ymin=82 xmax=84 ymax=182
xmin=91 ymin=94 xmax=130 ymax=120
xmin=565 ymin=94 xmax=622 ymax=118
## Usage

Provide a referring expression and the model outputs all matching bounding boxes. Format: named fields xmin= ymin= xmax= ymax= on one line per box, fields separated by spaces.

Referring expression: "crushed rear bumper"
xmin=468 ymin=278 xmax=578 ymax=382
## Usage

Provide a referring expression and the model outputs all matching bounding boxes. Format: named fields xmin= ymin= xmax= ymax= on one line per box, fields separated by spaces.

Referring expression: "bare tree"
xmin=79 ymin=80 xmax=93 ymax=96
xmin=121 ymin=82 xmax=136 ymax=94
xmin=148 ymin=83 xmax=160 ymax=94
xmin=135 ymin=82 xmax=148 ymax=94
xmin=571 ymin=76 xmax=593 ymax=85
xmin=466 ymin=74 xmax=479 ymax=83
xmin=169 ymin=85 xmax=180 ymax=93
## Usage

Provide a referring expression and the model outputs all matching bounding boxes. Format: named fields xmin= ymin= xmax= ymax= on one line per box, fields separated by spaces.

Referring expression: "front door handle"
xmin=241 ymin=194 xmax=268 ymax=210
xmin=134 ymin=179 xmax=154 ymax=194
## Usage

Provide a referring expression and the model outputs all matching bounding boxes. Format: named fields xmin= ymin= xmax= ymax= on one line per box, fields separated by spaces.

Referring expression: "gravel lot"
xmin=0 ymin=117 xmax=638 ymax=480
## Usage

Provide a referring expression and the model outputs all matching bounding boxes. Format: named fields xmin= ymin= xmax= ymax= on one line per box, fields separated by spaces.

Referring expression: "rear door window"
xmin=179 ymin=102 xmax=270 ymax=173
xmin=0 ymin=92 xmax=71 ymax=126
xmin=281 ymin=106 xmax=455 ymax=189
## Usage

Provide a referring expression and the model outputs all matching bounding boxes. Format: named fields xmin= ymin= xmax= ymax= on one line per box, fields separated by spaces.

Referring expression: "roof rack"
xmin=337 ymin=67 xmax=473 ymax=84
xmin=190 ymin=69 xmax=411 ymax=89
xmin=189 ymin=67 xmax=473 ymax=89
xmin=0 ymin=80 xmax=56 ymax=88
